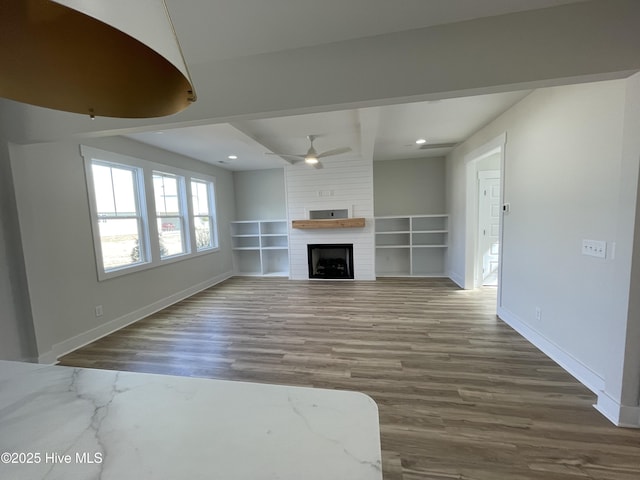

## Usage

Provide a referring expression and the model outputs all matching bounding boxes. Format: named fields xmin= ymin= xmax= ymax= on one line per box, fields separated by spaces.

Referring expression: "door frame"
xmin=463 ymin=133 xmax=506 ymax=305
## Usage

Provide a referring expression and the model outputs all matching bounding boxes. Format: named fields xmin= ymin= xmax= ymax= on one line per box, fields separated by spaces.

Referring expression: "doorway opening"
xmin=464 ymin=134 xmax=506 ymax=307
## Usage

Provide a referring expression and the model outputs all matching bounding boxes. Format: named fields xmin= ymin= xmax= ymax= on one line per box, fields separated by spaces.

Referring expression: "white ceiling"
xmin=126 ymin=0 xmax=585 ymax=170
xmin=126 ymin=91 xmax=530 ymax=171
xmin=166 ymin=0 xmax=588 ymax=64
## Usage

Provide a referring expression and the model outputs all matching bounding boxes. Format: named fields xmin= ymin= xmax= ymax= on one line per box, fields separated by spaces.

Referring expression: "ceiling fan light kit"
xmin=0 ymin=0 xmax=196 ymax=118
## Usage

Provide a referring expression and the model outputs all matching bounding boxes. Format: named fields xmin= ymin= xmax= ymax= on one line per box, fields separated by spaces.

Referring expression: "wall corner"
xmin=595 ymin=390 xmax=640 ymax=428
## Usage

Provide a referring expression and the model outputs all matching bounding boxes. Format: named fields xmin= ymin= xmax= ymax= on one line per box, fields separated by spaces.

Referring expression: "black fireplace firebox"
xmin=307 ymin=244 xmax=354 ymax=279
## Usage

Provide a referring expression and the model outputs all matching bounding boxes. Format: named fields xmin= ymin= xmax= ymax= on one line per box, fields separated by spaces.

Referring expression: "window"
xmin=191 ymin=179 xmax=217 ymax=251
xmin=82 ymin=146 xmax=219 ymax=280
xmin=90 ymin=161 xmax=147 ymax=271
xmin=153 ymin=172 xmax=188 ymax=258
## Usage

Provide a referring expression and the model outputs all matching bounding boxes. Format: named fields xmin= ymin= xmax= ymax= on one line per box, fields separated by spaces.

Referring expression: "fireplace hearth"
xmin=307 ymin=244 xmax=354 ymax=279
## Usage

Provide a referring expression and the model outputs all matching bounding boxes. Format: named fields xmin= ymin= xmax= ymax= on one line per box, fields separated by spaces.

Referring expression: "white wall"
xmin=285 ymin=156 xmax=375 ymax=280
xmin=9 ymin=136 xmax=236 ymax=362
xmin=373 ymin=157 xmax=445 ymax=216
xmin=233 ymin=168 xmax=286 ymax=220
xmin=446 ymin=78 xmax=640 ymax=425
xmin=0 ymin=139 xmax=37 ymax=361
xmin=600 ymin=71 xmax=640 ymax=425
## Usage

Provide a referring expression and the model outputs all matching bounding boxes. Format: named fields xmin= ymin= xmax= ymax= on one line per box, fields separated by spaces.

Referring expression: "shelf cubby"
xmin=374 ymin=214 xmax=448 ymax=277
xmin=375 ymin=248 xmax=411 ymax=277
xmin=374 ymin=217 xmax=410 ymax=232
xmin=375 ymin=232 xmax=410 ymax=247
xmin=230 ymin=220 xmax=289 ymax=277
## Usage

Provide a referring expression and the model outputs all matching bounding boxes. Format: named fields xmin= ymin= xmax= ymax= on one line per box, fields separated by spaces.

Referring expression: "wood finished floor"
xmin=59 ymin=277 xmax=640 ymax=479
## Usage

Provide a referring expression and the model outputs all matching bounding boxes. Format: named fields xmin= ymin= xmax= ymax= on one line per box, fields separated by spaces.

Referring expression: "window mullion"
xmin=185 ymin=178 xmax=198 ymax=253
xmin=180 ymin=176 xmax=192 ymax=254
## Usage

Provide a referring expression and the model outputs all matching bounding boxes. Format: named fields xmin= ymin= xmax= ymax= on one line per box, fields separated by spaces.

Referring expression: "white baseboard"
xmin=497 ymin=306 xmax=639 ymax=428
xmin=448 ymin=271 xmax=464 ymax=289
xmin=38 ymin=271 xmax=233 ymax=364
xmin=595 ymin=391 xmax=640 ymax=428
xmin=497 ymin=306 xmax=605 ymax=395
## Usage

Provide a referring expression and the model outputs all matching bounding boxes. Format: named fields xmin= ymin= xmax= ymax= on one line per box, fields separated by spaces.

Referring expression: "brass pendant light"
xmin=0 ymin=0 xmax=196 ymax=118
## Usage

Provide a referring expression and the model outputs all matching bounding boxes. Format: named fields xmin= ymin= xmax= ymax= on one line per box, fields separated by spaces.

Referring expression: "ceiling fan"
xmin=266 ymin=135 xmax=351 ymax=169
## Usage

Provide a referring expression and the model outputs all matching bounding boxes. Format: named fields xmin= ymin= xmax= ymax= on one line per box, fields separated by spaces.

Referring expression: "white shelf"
xmin=231 ymin=220 xmax=289 ymax=277
xmin=230 ymin=222 xmax=259 ymax=236
xmin=374 ymin=214 xmax=448 ymax=277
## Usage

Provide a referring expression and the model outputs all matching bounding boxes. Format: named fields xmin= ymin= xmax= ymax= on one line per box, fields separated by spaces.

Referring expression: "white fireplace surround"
xmin=285 ymin=157 xmax=375 ymax=280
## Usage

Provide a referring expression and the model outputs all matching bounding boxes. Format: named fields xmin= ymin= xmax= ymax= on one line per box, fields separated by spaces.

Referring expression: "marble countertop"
xmin=0 ymin=360 xmax=382 ymax=480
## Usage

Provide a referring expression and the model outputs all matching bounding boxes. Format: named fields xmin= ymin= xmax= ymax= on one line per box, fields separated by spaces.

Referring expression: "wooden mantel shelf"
xmin=291 ymin=218 xmax=366 ymax=229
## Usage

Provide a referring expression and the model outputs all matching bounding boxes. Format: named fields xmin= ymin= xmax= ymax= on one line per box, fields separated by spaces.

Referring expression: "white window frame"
xmin=153 ymin=171 xmax=191 ymax=260
xmin=82 ymin=146 xmax=219 ymax=281
xmin=191 ymin=177 xmax=218 ymax=252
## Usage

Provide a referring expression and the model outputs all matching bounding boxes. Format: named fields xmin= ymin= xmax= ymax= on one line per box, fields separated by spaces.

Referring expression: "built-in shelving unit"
xmin=375 ymin=214 xmax=448 ymax=277
xmin=230 ymin=220 xmax=289 ymax=276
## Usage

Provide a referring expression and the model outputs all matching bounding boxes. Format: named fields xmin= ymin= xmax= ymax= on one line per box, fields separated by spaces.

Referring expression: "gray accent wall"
xmin=233 ymin=169 xmax=286 ymax=220
xmin=373 ymin=157 xmax=445 ymax=216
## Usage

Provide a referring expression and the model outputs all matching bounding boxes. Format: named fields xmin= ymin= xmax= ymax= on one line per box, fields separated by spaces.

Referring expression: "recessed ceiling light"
xmin=227 ymin=155 xmax=238 ymax=160
xmin=416 ymin=138 xmax=427 ymax=145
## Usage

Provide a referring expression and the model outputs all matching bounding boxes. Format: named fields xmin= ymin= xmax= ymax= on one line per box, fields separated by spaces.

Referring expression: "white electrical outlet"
xmin=582 ymin=239 xmax=606 ymax=258
xmin=95 ymin=305 xmax=103 ymax=317
xmin=535 ymin=307 xmax=541 ymax=321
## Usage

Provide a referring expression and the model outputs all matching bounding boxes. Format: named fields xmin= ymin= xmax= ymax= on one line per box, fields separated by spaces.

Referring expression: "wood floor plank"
xmin=58 ymin=277 xmax=640 ymax=479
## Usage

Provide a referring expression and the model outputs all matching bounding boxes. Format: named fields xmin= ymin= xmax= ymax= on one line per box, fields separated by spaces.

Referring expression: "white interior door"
xmin=478 ymin=173 xmax=500 ymax=286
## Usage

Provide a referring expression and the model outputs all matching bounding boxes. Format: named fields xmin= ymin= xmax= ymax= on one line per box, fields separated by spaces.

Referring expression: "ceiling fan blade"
xmin=317 ymin=147 xmax=351 ymax=159
xmin=418 ymin=142 xmax=458 ymax=150
xmin=283 ymin=158 xmax=302 ymax=165
xmin=264 ymin=152 xmax=304 ymax=165
xmin=312 ymin=161 xmax=323 ymax=169
xmin=265 ymin=152 xmax=306 ymax=158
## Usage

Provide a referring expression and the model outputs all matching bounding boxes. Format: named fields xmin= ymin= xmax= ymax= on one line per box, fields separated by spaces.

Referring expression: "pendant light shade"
xmin=0 ymin=0 xmax=196 ymax=118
